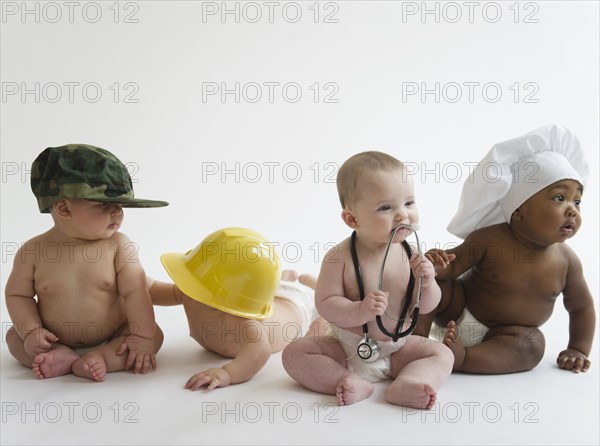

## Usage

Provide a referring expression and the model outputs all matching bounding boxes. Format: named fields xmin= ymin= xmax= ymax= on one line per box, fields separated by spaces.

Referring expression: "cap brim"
xmin=86 ymin=197 xmax=169 ymax=208
xmin=160 ymin=252 xmax=273 ymax=320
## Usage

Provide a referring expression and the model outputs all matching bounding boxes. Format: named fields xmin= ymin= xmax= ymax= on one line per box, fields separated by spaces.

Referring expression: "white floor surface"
xmin=2 ymin=304 xmax=598 ymax=446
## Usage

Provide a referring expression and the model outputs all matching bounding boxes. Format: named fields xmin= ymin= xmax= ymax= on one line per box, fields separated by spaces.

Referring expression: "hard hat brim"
xmin=160 ymin=252 xmax=275 ymax=320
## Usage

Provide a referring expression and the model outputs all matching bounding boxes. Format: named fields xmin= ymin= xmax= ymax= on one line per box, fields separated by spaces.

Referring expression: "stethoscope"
xmin=350 ymin=223 xmax=422 ymax=362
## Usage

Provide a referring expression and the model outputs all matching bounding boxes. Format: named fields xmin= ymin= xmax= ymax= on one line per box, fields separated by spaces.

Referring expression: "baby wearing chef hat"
xmin=423 ymin=124 xmax=596 ymax=374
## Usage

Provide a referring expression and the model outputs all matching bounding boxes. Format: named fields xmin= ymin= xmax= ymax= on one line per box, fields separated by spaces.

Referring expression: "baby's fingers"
xmin=424 ymin=252 xmax=438 ymax=266
xmin=44 ymin=331 xmax=59 ymax=343
xmin=134 ymin=353 xmax=151 ymax=374
xmin=557 ymin=353 xmax=587 ymax=373
xmin=124 ymin=349 xmax=137 ymax=370
xmin=581 ymin=358 xmax=591 ymax=372
xmin=185 ymin=373 xmax=210 ymax=391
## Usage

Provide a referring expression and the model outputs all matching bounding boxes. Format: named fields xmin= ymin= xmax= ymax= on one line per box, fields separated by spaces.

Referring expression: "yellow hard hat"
xmin=160 ymin=227 xmax=281 ymax=319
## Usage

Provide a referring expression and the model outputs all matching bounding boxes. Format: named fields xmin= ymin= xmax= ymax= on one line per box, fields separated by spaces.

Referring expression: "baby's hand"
xmin=185 ymin=368 xmax=232 ymax=391
xmin=424 ymin=249 xmax=456 ymax=272
xmin=360 ymin=290 xmax=388 ymax=321
xmin=409 ymin=253 xmax=437 ymax=286
xmin=117 ymin=334 xmax=157 ymax=374
xmin=557 ymin=349 xmax=591 ymax=373
xmin=23 ymin=327 xmax=58 ymax=357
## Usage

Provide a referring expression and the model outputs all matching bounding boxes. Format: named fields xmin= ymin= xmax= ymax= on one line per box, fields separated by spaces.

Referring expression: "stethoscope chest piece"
xmin=357 ymin=334 xmax=381 ymax=362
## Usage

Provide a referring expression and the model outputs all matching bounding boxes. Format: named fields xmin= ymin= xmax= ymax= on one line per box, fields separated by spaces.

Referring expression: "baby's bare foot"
xmin=32 ymin=350 xmax=78 ymax=379
xmin=281 ymin=270 xmax=300 ymax=282
xmin=299 ymin=273 xmax=318 ymax=290
xmin=72 ymin=352 xmax=107 ymax=382
xmin=335 ymin=374 xmax=374 ymax=406
xmin=443 ymin=321 xmax=466 ymax=370
xmin=386 ymin=379 xmax=437 ymax=410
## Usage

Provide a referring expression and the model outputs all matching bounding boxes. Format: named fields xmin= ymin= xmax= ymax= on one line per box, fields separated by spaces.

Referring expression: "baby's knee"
xmin=281 ymin=340 xmax=304 ymax=371
xmin=437 ymin=342 xmax=455 ymax=366
xmin=6 ymin=325 xmax=18 ymax=341
xmin=154 ymin=324 xmax=165 ymax=353
xmin=519 ymin=327 xmax=545 ymax=370
xmin=5 ymin=326 xmax=21 ymax=353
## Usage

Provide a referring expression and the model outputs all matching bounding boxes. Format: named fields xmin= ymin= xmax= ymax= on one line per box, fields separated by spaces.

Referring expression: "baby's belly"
xmin=39 ymin=302 xmax=127 ymax=348
xmin=459 ymin=270 xmax=556 ymax=327
xmin=465 ymin=288 xmax=554 ymax=327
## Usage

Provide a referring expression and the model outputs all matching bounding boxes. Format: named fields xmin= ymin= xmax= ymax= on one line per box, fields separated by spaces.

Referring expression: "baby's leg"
xmin=413 ymin=279 xmax=465 ymax=338
xmin=281 ymin=335 xmax=374 ymax=406
xmin=6 ymin=326 xmax=78 ymax=379
xmin=72 ymin=324 xmax=164 ymax=382
xmin=71 ymin=339 xmax=121 ymax=382
xmin=299 ymin=273 xmax=318 ymax=290
xmin=433 ymin=279 xmax=466 ymax=327
xmin=387 ymin=336 xmax=453 ymax=409
xmin=32 ymin=346 xmax=79 ymax=379
xmin=281 ymin=270 xmax=300 ymax=281
xmin=279 ymin=269 xmax=318 ymax=290
xmin=6 ymin=325 xmax=36 ymax=367
xmin=446 ymin=324 xmax=545 ymax=374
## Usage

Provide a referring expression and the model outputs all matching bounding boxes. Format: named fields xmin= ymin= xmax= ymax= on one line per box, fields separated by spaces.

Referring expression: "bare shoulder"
xmin=21 ymin=228 xmax=56 ymax=247
xmin=316 ymin=237 xmax=348 ymax=298
xmin=111 ymin=231 xmax=134 ymax=245
xmin=10 ymin=229 xmax=55 ymax=268
xmin=465 ymin=223 xmax=509 ymax=243
xmin=323 ymin=237 xmax=350 ymax=263
xmin=559 ymin=242 xmax=583 ymax=268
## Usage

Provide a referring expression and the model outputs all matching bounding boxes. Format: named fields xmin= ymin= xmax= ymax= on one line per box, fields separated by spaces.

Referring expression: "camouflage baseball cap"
xmin=31 ymin=144 xmax=169 ymax=213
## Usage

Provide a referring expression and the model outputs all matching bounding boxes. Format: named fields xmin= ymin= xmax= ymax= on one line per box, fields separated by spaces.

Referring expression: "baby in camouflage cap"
xmin=5 ymin=144 xmax=168 ymax=382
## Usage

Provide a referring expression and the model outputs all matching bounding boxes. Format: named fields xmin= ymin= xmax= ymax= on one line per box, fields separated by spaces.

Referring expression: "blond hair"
xmin=336 ymin=151 xmax=405 ymax=208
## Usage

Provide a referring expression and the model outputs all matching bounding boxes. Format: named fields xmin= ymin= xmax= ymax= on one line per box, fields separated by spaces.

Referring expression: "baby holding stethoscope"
xmin=282 ymin=151 xmax=453 ymax=409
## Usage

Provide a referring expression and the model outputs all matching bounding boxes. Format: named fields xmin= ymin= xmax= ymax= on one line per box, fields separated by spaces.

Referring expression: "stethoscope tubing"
xmin=376 ymin=224 xmax=422 ymax=341
xmin=351 ymin=224 xmax=422 ymax=344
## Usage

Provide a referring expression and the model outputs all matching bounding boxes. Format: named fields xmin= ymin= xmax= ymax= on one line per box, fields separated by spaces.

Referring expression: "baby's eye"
xmin=574 ymin=199 xmax=581 ymax=207
xmin=405 ymin=200 xmax=415 ymax=207
xmin=378 ymin=204 xmax=391 ymax=212
xmin=552 ymin=195 xmax=565 ymax=202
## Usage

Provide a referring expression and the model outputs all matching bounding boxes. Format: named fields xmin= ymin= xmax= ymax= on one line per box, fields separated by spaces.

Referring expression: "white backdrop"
xmin=1 ymin=1 xmax=598 ymax=445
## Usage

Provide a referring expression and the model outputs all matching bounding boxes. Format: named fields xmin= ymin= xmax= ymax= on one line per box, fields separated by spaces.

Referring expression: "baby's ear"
xmin=511 ymin=208 xmax=523 ymax=222
xmin=53 ymin=199 xmax=71 ymax=218
xmin=341 ymin=208 xmax=358 ymax=228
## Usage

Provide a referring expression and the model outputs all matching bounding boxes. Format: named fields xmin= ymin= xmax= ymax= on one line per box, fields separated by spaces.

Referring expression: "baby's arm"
xmin=408 ymin=251 xmax=441 ymax=314
xmin=114 ymin=233 xmax=157 ymax=373
xmin=185 ymin=320 xmax=271 ymax=390
xmin=147 ymin=277 xmax=182 ymax=306
xmin=425 ymin=230 xmax=487 ymax=280
xmin=316 ymin=244 xmax=386 ymax=328
xmin=5 ymin=243 xmax=59 ymax=356
xmin=558 ymin=247 xmax=596 ymax=373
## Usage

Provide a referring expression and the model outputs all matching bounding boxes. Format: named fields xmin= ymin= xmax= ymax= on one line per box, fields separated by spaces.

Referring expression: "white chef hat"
xmin=447 ymin=124 xmax=589 ymax=239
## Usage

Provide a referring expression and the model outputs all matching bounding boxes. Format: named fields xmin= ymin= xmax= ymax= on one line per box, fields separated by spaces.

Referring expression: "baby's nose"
xmin=110 ymin=204 xmax=123 ymax=216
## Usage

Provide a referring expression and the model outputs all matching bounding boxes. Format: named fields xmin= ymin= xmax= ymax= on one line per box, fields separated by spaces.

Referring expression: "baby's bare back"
xmin=462 ymin=229 xmax=569 ymax=328
xmin=33 ymin=236 xmax=127 ymax=347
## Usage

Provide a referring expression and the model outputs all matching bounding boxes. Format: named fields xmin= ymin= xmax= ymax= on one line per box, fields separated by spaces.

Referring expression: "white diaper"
xmin=275 ymin=280 xmax=318 ymax=337
xmin=429 ymin=308 xmax=490 ymax=347
xmin=333 ymin=328 xmax=406 ymax=383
